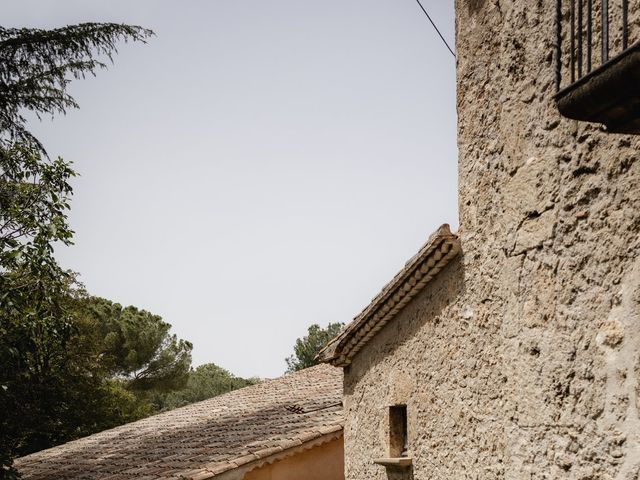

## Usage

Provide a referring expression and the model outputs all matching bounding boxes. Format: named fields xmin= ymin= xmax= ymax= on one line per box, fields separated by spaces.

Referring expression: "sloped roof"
xmin=15 ymin=364 xmax=343 ymax=480
xmin=318 ymin=224 xmax=461 ymax=367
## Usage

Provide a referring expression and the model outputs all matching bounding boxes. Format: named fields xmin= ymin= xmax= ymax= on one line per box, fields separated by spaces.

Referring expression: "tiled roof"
xmin=318 ymin=224 xmax=461 ymax=367
xmin=15 ymin=364 xmax=343 ymax=480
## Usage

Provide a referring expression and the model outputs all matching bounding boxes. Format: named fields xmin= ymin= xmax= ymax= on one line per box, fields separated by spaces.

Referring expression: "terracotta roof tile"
xmin=15 ymin=364 xmax=343 ymax=480
xmin=318 ymin=224 xmax=461 ymax=366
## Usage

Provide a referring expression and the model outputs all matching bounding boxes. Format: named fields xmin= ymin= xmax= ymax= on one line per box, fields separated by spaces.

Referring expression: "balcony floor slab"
xmin=556 ymin=42 xmax=640 ymax=134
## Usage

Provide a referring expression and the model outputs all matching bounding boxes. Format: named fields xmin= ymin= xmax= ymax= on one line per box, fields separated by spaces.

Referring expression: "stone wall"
xmin=342 ymin=1 xmax=640 ymax=478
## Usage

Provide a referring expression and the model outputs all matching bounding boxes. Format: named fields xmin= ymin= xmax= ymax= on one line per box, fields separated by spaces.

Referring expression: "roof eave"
xmin=196 ymin=428 xmax=344 ymax=479
xmin=317 ymin=224 xmax=461 ymax=367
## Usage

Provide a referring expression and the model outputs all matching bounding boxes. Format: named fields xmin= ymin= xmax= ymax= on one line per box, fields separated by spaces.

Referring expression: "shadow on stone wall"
xmin=384 ymin=467 xmax=414 ymax=480
xmin=464 ymin=0 xmax=486 ymax=15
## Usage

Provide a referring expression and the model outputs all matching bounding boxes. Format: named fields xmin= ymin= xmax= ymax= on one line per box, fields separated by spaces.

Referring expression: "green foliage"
xmin=1 ymin=282 xmax=95 ymax=471
xmin=98 ymin=379 xmax=156 ymax=422
xmin=0 ymin=142 xmax=79 ymax=474
xmin=0 ymin=286 xmax=191 ymax=471
xmin=0 ymin=141 xmax=76 ymax=267
xmin=0 ymin=23 xmax=153 ymax=150
xmin=0 ymin=21 xmax=152 ymax=478
xmin=154 ymin=363 xmax=259 ymax=411
xmin=75 ymin=296 xmax=193 ymax=393
xmin=285 ymin=322 xmax=344 ymax=373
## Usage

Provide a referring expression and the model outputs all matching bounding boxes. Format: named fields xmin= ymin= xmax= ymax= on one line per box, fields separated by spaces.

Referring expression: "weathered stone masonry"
xmin=329 ymin=1 xmax=640 ymax=478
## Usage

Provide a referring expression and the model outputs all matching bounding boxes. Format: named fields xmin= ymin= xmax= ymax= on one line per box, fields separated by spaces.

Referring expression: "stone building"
xmin=15 ymin=364 xmax=344 ymax=480
xmin=319 ymin=1 xmax=640 ymax=478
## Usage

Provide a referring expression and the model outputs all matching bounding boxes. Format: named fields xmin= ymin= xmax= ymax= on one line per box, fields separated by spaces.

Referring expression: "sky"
xmin=4 ymin=0 xmax=458 ymax=378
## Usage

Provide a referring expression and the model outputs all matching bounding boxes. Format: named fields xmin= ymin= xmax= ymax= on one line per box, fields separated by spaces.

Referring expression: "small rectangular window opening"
xmin=389 ymin=405 xmax=408 ymax=458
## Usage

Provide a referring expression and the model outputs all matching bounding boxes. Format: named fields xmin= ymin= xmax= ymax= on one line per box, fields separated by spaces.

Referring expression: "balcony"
xmin=554 ymin=0 xmax=640 ymax=134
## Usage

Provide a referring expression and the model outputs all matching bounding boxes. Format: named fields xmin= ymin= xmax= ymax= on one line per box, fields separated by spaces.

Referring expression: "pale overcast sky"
xmin=4 ymin=0 xmax=458 ymax=378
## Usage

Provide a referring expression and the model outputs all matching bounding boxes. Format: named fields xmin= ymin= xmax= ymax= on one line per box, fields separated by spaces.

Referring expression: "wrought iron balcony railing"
xmin=555 ymin=0 xmax=640 ymax=134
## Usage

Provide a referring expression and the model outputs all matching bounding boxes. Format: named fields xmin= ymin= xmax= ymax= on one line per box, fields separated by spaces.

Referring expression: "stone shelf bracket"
xmin=372 ymin=457 xmax=413 ymax=469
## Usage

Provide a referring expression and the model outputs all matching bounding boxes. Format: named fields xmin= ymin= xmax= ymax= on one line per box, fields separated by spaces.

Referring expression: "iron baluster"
xmin=578 ymin=0 xmax=583 ymax=77
xmin=623 ymin=0 xmax=629 ymax=50
xmin=556 ymin=0 xmax=563 ymax=91
xmin=571 ymin=0 xmax=576 ymax=82
xmin=587 ymin=0 xmax=593 ymax=73
xmin=602 ymin=0 xmax=609 ymax=62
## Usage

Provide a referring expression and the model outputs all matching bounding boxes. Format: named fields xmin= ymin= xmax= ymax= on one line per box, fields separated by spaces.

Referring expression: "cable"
xmin=413 ymin=0 xmax=456 ymax=58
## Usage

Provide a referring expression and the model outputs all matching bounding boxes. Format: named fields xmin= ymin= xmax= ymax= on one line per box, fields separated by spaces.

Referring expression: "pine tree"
xmin=0 ymin=23 xmax=153 ymax=151
xmin=285 ymin=322 xmax=344 ymax=373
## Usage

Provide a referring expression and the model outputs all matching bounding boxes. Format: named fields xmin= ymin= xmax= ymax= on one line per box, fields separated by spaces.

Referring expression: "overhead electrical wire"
xmin=413 ymin=0 xmax=456 ymax=58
